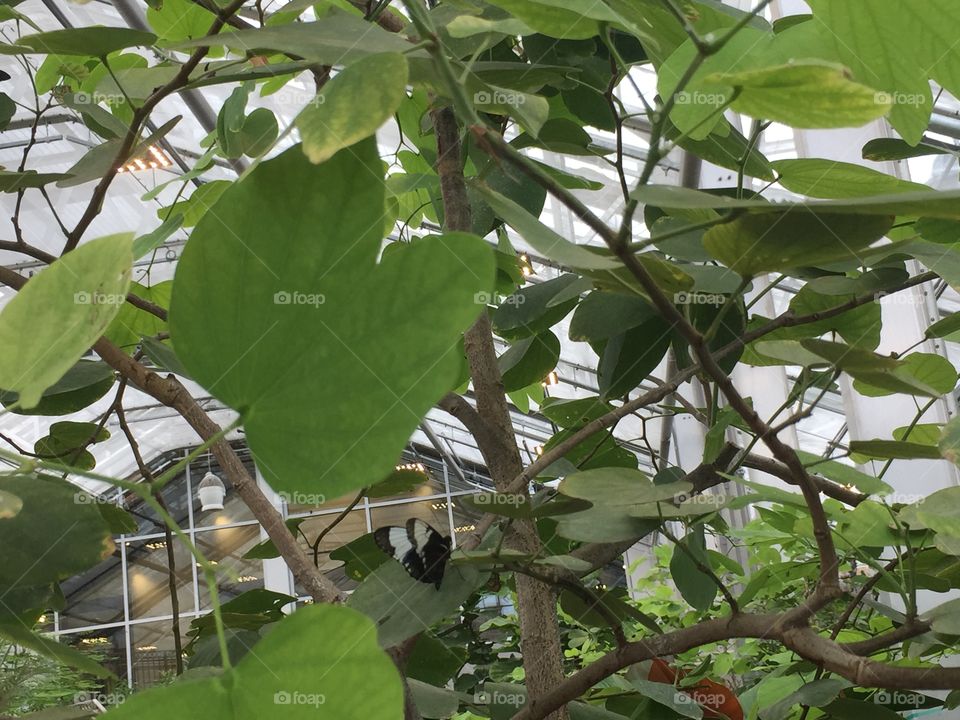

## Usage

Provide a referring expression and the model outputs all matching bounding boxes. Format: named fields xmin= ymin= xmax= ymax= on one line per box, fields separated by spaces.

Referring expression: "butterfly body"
xmin=374 ymin=518 xmax=452 ymax=589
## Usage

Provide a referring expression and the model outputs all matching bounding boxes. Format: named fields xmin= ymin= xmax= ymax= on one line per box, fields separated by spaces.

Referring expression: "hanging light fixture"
xmin=197 ymin=472 xmax=226 ymax=511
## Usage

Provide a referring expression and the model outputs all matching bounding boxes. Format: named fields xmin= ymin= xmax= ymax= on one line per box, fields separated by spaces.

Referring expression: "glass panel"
xmin=450 ymin=495 xmax=484 ymax=547
xmin=64 ymin=625 xmax=129 ymax=690
xmin=293 ymin=509 xmax=367 ymax=594
xmin=195 ymin=524 xmax=264 ymax=609
xmin=127 ymin=537 xmax=195 ymax=620
xmin=130 ymin=618 xmax=193 ymax=688
xmin=368 ymin=499 xmax=452 ymax=539
xmin=59 ymin=551 xmax=125 ymax=630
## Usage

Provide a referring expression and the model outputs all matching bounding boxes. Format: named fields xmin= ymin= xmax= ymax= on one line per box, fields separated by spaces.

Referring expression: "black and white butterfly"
xmin=373 ymin=519 xmax=451 ymax=589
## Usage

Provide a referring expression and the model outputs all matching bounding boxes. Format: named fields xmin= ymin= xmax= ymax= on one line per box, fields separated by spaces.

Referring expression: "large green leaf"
xmin=772 ymin=159 xmax=930 ymax=199
xmin=14 ymin=27 xmax=156 ymax=56
xmin=597 ymin=317 xmax=673 ymax=399
xmin=632 ymin=184 xmax=960 ymax=220
xmin=703 ymin=212 xmax=892 ymax=276
xmin=298 ymin=52 xmax=409 ymax=164
xmin=848 ymin=440 xmax=942 ymax=461
xmin=569 ymin=291 xmax=658 ymax=342
xmin=104 ymin=281 xmax=171 ymax=351
xmin=0 ymin=359 xmax=115 ymax=416
xmin=0 ymin=234 xmax=131 ymax=408
xmin=806 ymin=0 xmax=960 ymax=144
xmin=172 ymin=9 xmax=418 ymax=66
xmin=170 ymin=141 xmax=493 ymax=498
xmin=559 ymin=467 xmax=689 ymax=506
xmin=704 ymin=62 xmax=890 ymax=129
xmin=104 ymin=605 xmax=404 ymax=720
xmin=492 ymin=274 xmax=583 ymax=341
xmin=802 ymin=340 xmax=949 ymax=398
xmin=0 ymin=473 xmax=113 ymax=588
xmin=347 ymin=559 xmax=482 ymax=648
xmin=498 ymin=331 xmax=560 ymax=392
xmin=852 ymin=352 xmax=957 ymax=398
xmin=475 ymin=184 xmax=619 ymax=270
xmin=0 ymin=170 xmax=69 ymax=191
xmin=482 ymin=0 xmax=620 ymax=40
xmin=0 ymin=624 xmax=112 ymax=679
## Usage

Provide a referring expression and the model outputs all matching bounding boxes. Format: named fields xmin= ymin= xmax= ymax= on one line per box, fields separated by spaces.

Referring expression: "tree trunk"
xmin=431 ymin=106 xmax=569 ymax=720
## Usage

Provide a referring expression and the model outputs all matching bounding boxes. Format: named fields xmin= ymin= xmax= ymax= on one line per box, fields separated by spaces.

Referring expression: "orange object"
xmin=647 ymin=658 xmax=744 ymax=720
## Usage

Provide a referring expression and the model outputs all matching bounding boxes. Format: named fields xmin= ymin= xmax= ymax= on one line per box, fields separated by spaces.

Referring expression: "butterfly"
xmin=373 ymin=518 xmax=452 ymax=589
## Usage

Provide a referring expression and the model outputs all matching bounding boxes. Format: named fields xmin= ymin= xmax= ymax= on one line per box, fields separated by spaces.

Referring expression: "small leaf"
xmin=15 ymin=27 xmax=156 ymax=55
xmin=0 ymin=234 xmax=131 ymax=408
xmin=669 ymin=529 xmax=717 ymax=611
xmin=298 ymin=52 xmax=408 ymax=164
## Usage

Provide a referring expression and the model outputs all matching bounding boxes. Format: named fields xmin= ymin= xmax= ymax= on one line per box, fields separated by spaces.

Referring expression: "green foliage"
xmin=7 ymin=1 xmax=960 ymax=715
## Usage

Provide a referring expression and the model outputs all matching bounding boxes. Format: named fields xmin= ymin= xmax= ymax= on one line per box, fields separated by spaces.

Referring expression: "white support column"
xmin=255 ymin=467 xmax=296 ymax=603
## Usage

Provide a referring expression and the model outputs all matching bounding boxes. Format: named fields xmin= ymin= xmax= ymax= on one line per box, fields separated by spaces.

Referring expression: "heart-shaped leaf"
xmin=169 ymin=141 xmax=493 ymax=498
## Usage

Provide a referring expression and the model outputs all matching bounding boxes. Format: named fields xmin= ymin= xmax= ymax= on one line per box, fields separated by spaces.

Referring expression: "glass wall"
xmin=50 ymin=443 xmax=496 ymax=689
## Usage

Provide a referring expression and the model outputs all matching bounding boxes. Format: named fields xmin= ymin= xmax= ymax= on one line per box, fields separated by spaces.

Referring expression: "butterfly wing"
xmin=407 ymin=518 xmax=451 ymax=590
xmin=373 ymin=520 xmax=451 ymax=589
xmin=374 ymin=525 xmax=427 ymax=581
